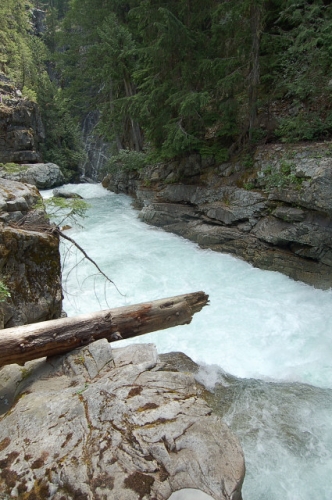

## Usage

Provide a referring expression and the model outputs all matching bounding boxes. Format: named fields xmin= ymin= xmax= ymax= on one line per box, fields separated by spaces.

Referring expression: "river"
xmin=44 ymin=183 xmax=332 ymax=500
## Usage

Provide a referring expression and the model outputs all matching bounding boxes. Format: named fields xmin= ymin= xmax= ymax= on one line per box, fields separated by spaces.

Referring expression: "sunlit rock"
xmin=0 ymin=340 xmax=245 ymax=499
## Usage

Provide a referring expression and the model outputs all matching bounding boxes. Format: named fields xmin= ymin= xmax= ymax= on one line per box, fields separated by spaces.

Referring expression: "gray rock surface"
xmin=81 ymin=110 xmax=112 ymax=181
xmin=0 ymin=162 xmax=64 ymax=189
xmin=0 ymin=178 xmax=40 ymax=221
xmin=0 ymin=340 xmax=245 ymax=500
xmin=103 ymin=143 xmax=332 ymax=289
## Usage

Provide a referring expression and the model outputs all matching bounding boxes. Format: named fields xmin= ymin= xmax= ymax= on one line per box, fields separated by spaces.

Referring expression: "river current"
xmin=44 ymin=184 xmax=332 ymax=500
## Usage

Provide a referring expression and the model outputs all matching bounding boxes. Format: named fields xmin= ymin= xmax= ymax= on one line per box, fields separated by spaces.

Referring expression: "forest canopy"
xmin=2 ymin=0 xmax=332 ymax=164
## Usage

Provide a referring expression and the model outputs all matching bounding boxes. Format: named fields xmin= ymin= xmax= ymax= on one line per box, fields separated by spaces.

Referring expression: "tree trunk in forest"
xmin=123 ymin=77 xmax=144 ymax=151
xmin=0 ymin=291 xmax=209 ymax=368
xmin=110 ymin=78 xmax=124 ymax=151
xmin=248 ymin=1 xmax=264 ymax=141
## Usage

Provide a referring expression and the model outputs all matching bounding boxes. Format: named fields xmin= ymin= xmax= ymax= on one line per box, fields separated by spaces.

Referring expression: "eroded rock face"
xmin=0 ymin=82 xmax=44 ymax=164
xmin=103 ymin=143 xmax=332 ymax=289
xmin=0 ymin=179 xmax=62 ymax=327
xmin=0 ymin=340 xmax=245 ymax=500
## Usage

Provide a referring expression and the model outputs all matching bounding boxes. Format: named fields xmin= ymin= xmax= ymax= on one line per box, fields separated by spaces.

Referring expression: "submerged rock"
xmin=0 ymin=340 xmax=245 ymax=500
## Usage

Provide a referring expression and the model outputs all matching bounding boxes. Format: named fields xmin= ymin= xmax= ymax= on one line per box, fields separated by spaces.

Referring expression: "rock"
xmin=201 ymin=189 xmax=266 ymax=225
xmin=0 ymin=163 xmax=65 ymax=189
xmin=0 ymin=178 xmax=40 ymax=220
xmin=0 ymin=340 xmax=245 ymax=500
xmin=0 ymin=179 xmax=62 ymax=327
xmin=103 ymin=143 xmax=332 ymax=289
xmin=81 ymin=110 xmax=112 ymax=180
xmin=272 ymin=206 xmax=305 ymax=222
xmin=31 ymin=8 xmax=46 ymax=36
xmin=0 ymin=91 xmax=44 ymax=164
xmin=53 ymin=188 xmax=83 ymax=199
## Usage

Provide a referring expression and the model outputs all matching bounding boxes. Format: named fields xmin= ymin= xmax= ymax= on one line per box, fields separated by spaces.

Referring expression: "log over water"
xmin=0 ymin=291 xmax=209 ymax=368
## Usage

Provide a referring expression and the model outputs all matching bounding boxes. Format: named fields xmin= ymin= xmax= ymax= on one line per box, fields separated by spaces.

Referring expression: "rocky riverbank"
xmin=103 ymin=142 xmax=332 ymax=289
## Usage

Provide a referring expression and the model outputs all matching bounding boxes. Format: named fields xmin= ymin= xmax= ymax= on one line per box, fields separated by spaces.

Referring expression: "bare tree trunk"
xmin=0 ymin=291 xmax=209 ymax=368
xmin=110 ymin=78 xmax=123 ymax=151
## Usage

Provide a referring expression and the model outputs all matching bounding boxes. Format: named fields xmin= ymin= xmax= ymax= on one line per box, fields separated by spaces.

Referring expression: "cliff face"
xmin=0 ymin=178 xmax=62 ymax=328
xmin=0 ymin=74 xmax=44 ymax=164
xmin=80 ymin=111 xmax=112 ymax=181
xmin=103 ymin=142 xmax=332 ymax=289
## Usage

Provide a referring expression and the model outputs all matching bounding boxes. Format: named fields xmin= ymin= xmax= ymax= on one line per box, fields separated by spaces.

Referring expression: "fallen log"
xmin=0 ymin=291 xmax=208 ymax=368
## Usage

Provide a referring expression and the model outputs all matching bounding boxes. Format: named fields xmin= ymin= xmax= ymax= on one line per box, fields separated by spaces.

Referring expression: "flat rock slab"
xmin=0 ymin=340 xmax=244 ymax=500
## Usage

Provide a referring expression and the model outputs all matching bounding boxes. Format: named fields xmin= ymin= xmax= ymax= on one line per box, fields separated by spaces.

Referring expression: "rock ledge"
xmin=0 ymin=340 xmax=244 ymax=500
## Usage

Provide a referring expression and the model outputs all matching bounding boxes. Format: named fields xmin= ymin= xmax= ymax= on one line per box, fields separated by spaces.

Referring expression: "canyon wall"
xmin=103 ymin=142 xmax=332 ymax=289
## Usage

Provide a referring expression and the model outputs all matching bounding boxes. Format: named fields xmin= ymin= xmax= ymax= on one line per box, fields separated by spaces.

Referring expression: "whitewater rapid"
xmin=43 ymin=184 xmax=332 ymax=500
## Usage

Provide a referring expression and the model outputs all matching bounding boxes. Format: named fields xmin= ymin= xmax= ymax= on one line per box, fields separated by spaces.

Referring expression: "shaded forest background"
xmin=2 ymin=0 xmax=332 ymax=178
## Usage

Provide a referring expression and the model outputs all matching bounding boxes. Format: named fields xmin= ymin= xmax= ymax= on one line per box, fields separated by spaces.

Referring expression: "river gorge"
xmin=43 ymin=183 xmax=332 ymax=500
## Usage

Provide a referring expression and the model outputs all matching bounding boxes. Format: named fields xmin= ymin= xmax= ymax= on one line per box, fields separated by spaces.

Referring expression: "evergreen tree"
xmin=35 ymin=0 xmax=332 ymax=165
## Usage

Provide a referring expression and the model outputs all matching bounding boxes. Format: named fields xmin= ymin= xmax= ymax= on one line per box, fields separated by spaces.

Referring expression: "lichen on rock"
xmin=0 ymin=340 xmax=245 ymax=500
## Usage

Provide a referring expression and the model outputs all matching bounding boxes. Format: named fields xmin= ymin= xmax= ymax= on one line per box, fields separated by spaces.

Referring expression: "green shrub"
xmin=104 ymin=150 xmax=148 ymax=174
xmin=262 ymin=161 xmax=303 ymax=190
xmin=22 ymin=86 xmax=37 ymax=102
xmin=0 ymin=280 xmax=10 ymax=302
xmin=0 ymin=162 xmax=26 ymax=173
xmin=38 ymin=197 xmax=90 ymax=227
xmin=276 ymin=112 xmax=332 ymax=143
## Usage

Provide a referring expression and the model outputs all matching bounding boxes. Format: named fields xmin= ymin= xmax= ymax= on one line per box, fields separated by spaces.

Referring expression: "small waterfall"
xmin=80 ymin=111 xmax=112 ymax=181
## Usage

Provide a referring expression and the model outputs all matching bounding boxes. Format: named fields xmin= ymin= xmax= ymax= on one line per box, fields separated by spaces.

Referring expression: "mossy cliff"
xmin=0 ymin=178 xmax=62 ymax=328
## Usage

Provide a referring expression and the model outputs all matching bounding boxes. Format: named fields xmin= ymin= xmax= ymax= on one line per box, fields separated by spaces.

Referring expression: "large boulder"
xmin=0 ymin=162 xmax=65 ymax=189
xmin=0 ymin=340 xmax=245 ymax=500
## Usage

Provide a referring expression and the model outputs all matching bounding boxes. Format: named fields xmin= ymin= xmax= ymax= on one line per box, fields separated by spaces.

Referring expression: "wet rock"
xmin=53 ymin=188 xmax=83 ymax=199
xmin=81 ymin=110 xmax=112 ymax=181
xmin=0 ymin=340 xmax=245 ymax=500
xmin=31 ymin=8 xmax=46 ymax=36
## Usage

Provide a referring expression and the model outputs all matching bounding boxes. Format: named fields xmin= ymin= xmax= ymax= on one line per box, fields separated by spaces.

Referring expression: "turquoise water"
xmin=44 ymin=184 xmax=332 ymax=500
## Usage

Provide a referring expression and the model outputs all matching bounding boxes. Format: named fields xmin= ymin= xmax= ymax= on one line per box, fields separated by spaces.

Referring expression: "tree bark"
xmin=248 ymin=0 xmax=264 ymax=141
xmin=0 ymin=291 xmax=209 ymax=368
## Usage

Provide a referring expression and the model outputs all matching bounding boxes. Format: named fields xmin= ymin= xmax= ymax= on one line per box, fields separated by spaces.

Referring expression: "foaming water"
xmin=43 ymin=184 xmax=332 ymax=500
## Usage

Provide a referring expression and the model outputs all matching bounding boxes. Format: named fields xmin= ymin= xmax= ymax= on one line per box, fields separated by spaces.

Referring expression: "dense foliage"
xmin=2 ymin=0 xmax=332 ymax=166
xmin=0 ymin=0 xmax=84 ymax=179
xmin=55 ymin=0 xmax=332 ymax=161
